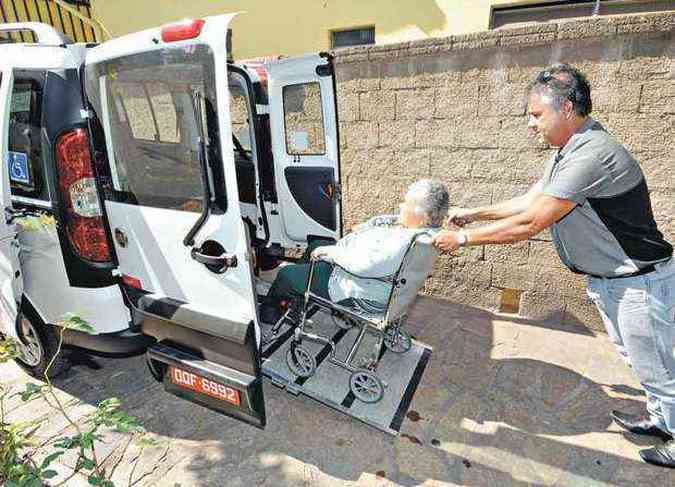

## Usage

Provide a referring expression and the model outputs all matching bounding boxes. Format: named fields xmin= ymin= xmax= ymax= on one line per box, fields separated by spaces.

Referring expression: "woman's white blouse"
xmin=320 ymin=215 xmax=440 ymax=308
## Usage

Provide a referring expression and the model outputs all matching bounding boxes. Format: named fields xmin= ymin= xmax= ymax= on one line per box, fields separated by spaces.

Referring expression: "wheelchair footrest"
xmin=259 ymin=309 xmax=432 ymax=436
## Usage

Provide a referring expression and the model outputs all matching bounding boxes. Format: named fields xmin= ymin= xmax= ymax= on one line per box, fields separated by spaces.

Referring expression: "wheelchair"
xmin=283 ymin=231 xmax=436 ymax=404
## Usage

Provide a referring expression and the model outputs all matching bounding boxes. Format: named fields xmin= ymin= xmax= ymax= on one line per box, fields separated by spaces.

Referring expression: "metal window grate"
xmin=0 ymin=0 xmax=97 ymax=43
xmin=331 ymin=26 xmax=375 ymax=49
xmin=491 ymin=0 xmax=675 ymax=29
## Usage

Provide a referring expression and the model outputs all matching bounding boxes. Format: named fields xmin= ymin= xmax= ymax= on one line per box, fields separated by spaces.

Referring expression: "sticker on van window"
xmin=8 ymin=151 xmax=31 ymax=186
xmin=10 ymin=91 xmax=30 ymax=113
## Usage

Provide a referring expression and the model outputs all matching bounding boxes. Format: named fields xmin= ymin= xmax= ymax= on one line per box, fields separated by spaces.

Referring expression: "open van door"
xmin=267 ymin=54 xmax=342 ymax=247
xmin=83 ymin=15 xmax=266 ymax=428
xmin=0 ymin=65 xmax=23 ymax=341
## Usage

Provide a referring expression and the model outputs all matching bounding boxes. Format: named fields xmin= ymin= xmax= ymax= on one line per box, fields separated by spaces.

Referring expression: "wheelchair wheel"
xmin=286 ymin=344 xmax=316 ymax=378
xmin=384 ymin=327 xmax=412 ymax=354
xmin=349 ymin=370 xmax=384 ymax=404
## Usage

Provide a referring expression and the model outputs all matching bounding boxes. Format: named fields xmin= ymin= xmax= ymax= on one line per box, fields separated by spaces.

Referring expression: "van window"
xmin=229 ymin=71 xmax=256 ymax=205
xmin=85 ymin=45 xmax=225 ymax=214
xmin=8 ymin=75 xmax=48 ymax=201
xmin=117 ymin=82 xmax=181 ymax=144
xmin=283 ymin=82 xmax=326 ymax=156
xmin=229 ymin=78 xmax=252 ymax=153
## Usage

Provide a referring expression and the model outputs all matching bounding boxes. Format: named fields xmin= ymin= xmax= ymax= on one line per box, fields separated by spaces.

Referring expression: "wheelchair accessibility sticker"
xmin=7 ymin=151 xmax=31 ymax=186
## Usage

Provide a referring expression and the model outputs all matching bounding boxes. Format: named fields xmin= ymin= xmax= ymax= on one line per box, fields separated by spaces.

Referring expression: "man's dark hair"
xmin=529 ymin=63 xmax=592 ymax=117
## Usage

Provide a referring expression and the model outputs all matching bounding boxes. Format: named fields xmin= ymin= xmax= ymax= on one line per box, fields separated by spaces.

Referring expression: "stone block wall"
xmin=332 ymin=12 xmax=675 ymax=332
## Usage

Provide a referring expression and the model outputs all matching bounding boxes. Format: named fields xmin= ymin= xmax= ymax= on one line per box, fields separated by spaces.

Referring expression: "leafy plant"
xmin=0 ymin=338 xmax=22 ymax=362
xmin=1 ymin=314 xmax=155 ymax=486
xmin=14 ymin=214 xmax=56 ymax=233
xmin=57 ymin=313 xmax=96 ymax=335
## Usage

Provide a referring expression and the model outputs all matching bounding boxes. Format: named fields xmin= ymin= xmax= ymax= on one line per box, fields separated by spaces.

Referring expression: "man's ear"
xmin=563 ymin=100 xmax=574 ymax=119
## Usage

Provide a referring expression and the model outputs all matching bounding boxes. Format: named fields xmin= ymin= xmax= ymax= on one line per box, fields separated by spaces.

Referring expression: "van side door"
xmin=267 ymin=54 xmax=342 ymax=247
xmin=0 ymin=65 xmax=24 ymax=340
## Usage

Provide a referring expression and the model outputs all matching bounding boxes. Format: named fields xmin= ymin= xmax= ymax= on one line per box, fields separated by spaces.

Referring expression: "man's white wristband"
xmin=457 ymin=230 xmax=468 ymax=247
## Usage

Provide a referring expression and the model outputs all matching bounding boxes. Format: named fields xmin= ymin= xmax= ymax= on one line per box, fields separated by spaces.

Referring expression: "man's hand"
xmin=447 ymin=207 xmax=475 ymax=227
xmin=432 ymin=230 xmax=461 ymax=253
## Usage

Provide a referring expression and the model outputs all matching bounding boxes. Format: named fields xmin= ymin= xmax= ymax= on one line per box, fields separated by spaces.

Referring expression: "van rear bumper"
xmin=147 ymin=343 xmax=265 ymax=428
xmin=63 ymin=326 xmax=154 ymax=355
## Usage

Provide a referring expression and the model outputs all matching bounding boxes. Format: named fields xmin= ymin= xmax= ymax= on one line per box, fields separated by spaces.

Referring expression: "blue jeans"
xmin=587 ymin=259 xmax=675 ymax=434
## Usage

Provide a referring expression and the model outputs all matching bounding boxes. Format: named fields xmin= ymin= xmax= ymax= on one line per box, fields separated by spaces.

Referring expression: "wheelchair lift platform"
xmin=260 ymin=309 xmax=432 ymax=436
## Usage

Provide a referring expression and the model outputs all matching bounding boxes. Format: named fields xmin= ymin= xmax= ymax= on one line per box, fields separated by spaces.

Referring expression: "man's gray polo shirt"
xmin=541 ymin=117 xmax=672 ymax=277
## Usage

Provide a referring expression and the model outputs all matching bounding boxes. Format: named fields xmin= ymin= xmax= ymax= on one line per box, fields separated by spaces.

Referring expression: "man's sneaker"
xmin=640 ymin=439 xmax=675 ymax=469
xmin=611 ymin=410 xmax=673 ymax=441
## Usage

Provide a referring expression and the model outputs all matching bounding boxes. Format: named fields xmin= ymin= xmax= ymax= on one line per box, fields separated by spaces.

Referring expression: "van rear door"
xmin=83 ymin=15 xmax=266 ymax=428
xmin=0 ymin=65 xmax=24 ymax=340
xmin=267 ymin=54 xmax=342 ymax=247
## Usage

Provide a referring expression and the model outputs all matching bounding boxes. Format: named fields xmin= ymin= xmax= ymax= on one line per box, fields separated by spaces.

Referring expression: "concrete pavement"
xmin=2 ymin=296 xmax=674 ymax=486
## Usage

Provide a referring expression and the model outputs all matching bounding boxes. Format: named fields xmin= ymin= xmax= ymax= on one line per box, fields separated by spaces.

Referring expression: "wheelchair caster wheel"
xmin=384 ymin=327 xmax=412 ymax=353
xmin=286 ymin=345 xmax=316 ymax=378
xmin=349 ymin=369 xmax=384 ymax=403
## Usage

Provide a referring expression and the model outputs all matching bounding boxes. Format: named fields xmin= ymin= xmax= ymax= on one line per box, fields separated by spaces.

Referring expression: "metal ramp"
xmin=260 ymin=308 xmax=432 ymax=436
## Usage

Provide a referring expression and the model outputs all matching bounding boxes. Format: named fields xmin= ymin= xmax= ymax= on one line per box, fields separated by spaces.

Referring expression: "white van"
xmin=0 ymin=23 xmax=143 ymax=379
xmin=1 ymin=16 xmax=431 ymax=434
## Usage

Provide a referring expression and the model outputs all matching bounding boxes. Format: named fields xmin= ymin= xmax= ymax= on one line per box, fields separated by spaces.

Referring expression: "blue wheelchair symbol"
xmin=8 ymin=151 xmax=30 ymax=186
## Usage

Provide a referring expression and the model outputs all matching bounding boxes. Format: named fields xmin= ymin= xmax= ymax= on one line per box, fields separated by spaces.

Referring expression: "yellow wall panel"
xmin=88 ymin=0 xmax=562 ymax=59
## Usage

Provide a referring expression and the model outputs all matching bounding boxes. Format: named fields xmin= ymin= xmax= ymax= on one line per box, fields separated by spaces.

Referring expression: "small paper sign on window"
xmin=10 ymin=91 xmax=30 ymax=113
xmin=8 ymin=151 xmax=31 ymax=186
xmin=289 ymin=131 xmax=309 ymax=152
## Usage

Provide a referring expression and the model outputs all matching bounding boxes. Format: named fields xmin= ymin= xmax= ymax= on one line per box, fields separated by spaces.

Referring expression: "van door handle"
xmin=190 ymin=248 xmax=237 ymax=272
xmin=114 ymin=228 xmax=129 ymax=248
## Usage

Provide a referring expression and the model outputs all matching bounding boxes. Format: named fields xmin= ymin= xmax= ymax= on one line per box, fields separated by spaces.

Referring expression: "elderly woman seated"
xmin=261 ymin=179 xmax=450 ymax=323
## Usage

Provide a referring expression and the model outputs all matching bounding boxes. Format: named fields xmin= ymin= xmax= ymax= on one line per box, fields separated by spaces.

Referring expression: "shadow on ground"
xmin=49 ymin=297 xmax=674 ymax=486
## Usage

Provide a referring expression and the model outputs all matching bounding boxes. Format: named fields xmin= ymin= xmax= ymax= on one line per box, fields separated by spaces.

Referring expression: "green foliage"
xmin=40 ymin=451 xmax=63 ymax=469
xmin=15 ymin=214 xmax=56 ymax=233
xmin=0 ymin=337 xmax=22 ymax=363
xmin=0 ymin=420 xmax=42 ymax=486
xmin=135 ymin=435 xmax=160 ymax=448
xmin=1 ymin=323 xmax=150 ymax=486
xmin=16 ymin=383 xmax=46 ymax=403
xmin=88 ymin=398 xmax=144 ymax=434
xmin=57 ymin=313 xmax=96 ymax=334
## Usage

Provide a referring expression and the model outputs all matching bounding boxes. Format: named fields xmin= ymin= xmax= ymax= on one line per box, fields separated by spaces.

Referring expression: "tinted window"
xmin=229 ymin=71 xmax=257 ymax=204
xmin=283 ymin=82 xmax=326 ymax=156
xmin=8 ymin=74 xmax=48 ymax=201
xmin=492 ymin=0 xmax=675 ymax=29
xmin=331 ymin=27 xmax=375 ymax=49
xmin=229 ymin=74 xmax=253 ymax=153
xmin=85 ymin=45 xmax=224 ymax=213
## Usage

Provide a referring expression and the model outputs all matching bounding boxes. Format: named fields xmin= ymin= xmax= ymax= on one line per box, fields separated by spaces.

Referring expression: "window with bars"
xmin=331 ymin=26 xmax=375 ymax=49
xmin=491 ymin=0 xmax=675 ymax=30
xmin=0 ymin=0 xmax=97 ymax=43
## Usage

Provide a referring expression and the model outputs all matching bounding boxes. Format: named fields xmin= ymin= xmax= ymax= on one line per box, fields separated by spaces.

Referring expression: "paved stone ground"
xmin=2 ymin=297 xmax=675 ymax=486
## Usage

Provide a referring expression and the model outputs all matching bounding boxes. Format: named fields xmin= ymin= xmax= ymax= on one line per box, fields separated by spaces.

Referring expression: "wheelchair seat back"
xmin=384 ymin=232 xmax=438 ymax=324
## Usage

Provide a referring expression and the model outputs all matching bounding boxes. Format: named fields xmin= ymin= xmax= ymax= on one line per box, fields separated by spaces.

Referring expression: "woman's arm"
xmin=322 ymin=231 xmax=410 ymax=278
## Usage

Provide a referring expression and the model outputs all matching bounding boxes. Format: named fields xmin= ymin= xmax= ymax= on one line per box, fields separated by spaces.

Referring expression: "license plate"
xmin=168 ymin=366 xmax=241 ymax=407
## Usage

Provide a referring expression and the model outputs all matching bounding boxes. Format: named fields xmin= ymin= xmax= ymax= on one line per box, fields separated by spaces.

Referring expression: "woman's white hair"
xmin=405 ymin=179 xmax=450 ymax=227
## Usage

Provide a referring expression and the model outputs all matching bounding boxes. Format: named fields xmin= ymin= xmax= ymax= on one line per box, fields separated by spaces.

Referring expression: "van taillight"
xmin=161 ymin=19 xmax=205 ymax=43
xmin=55 ymin=128 xmax=111 ymax=263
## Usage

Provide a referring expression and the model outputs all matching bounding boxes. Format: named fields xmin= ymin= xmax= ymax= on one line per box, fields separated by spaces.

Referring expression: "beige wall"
xmin=90 ymin=0 xmax=569 ymax=59
xmin=333 ymin=12 xmax=675 ymax=331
